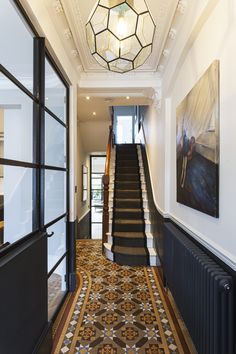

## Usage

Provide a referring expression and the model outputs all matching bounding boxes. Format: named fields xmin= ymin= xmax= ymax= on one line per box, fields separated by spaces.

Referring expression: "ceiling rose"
xmin=86 ymin=0 xmax=156 ymax=73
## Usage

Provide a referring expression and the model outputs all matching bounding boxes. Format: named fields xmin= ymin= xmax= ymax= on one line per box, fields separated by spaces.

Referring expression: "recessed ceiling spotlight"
xmin=92 ymin=112 xmax=96 ymax=116
xmin=126 ymin=96 xmax=130 ymax=100
xmin=86 ymin=96 xmax=90 ymax=100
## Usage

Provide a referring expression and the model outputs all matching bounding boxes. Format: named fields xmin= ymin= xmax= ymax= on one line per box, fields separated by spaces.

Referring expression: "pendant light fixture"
xmin=86 ymin=0 xmax=156 ymax=73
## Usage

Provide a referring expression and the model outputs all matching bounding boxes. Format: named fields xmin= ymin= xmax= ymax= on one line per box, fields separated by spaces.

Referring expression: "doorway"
xmin=90 ymin=156 xmax=106 ymax=239
xmin=113 ymin=106 xmax=138 ymax=144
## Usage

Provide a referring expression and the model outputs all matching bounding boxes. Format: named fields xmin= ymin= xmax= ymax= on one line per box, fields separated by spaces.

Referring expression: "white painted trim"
xmin=78 ymin=209 xmax=90 ymax=223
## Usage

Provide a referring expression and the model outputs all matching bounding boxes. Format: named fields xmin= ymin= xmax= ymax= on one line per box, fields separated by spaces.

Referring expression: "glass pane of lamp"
xmin=90 ymin=6 xmax=108 ymax=34
xmin=100 ymin=0 xmax=124 ymax=7
xmin=96 ymin=30 xmax=119 ymax=62
xmin=137 ymin=13 xmax=155 ymax=46
xmin=109 ymin=3 xmax=137 ymax=40
xmin=127 ymin=0 xmax=148 ymax=13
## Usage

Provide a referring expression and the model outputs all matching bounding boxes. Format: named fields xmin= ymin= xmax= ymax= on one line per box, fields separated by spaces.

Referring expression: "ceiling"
xmin=77 ymin=88 xmax=151 ymax=121
xmin=45 ymin=0 xmax=189 ymax=122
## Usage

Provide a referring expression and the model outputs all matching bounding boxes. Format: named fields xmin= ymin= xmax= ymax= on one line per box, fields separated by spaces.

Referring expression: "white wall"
xmin=144 ymin=1 xmax=236 ymax=270
xmin=78 ymin=120 xmax=110 ymax=153
xmin=168 ymin=0 xmax=236 ymax=269
xmin=143 ymin=103 xmax=166 ymax=213
xmin=77 ymin=124 xmax=90 ymax=220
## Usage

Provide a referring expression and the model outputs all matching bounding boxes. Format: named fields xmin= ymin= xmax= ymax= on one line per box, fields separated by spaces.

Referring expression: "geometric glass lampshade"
xmin=86 ymin=0 xmax=156 ymax=73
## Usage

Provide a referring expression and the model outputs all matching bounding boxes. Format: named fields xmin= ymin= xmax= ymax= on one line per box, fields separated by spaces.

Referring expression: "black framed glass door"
xmin=44 ymin=56 xmax=69 ymax=320
xmin=0 ymin=1 xmax=69 ymax=352
xmin=90 ymin=156 xmax=106 ymax=239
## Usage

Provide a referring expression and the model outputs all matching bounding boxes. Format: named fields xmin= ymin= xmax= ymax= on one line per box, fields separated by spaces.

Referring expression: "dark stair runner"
xmin=112 ymin=144 xmax=149 ymax=266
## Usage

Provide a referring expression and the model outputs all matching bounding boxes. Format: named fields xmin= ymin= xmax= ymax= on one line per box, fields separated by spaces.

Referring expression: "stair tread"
xmin=116 ymin=174 xmax=139 ymax=176
xmin=113 ymin=245 xmax=148 ymax=256
xmin=114 ymin=208 xmax=142 ymax=212
xmin=115 ymin=198 xmax=142 ymax=201
xmin=113 ymin=232 xmax=146 ymax=238
xmin=116 ymin=189 xmax=140 ymax=192
xmin=114 ymin=219 xmax=143 ymax=224
xmin=116 ymin=181 xmax=140 ymax=183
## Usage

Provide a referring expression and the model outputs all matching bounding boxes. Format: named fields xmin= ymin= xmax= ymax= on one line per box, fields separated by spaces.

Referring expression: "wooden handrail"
xmin=102 ymin=125 xmax=113 ymax=246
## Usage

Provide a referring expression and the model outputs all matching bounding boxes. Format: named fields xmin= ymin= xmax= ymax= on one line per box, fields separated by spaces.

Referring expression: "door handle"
xmin=46 ymin=231 xmax=54 ymax=238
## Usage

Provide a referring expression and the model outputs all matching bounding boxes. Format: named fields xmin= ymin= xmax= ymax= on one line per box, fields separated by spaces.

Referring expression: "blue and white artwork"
xmin=176 ymin=60 xmax=219 ymax=218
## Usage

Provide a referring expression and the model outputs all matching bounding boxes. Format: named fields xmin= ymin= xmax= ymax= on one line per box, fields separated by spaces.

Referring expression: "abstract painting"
xmin=176 ymin=60 xmax=219 ymax=217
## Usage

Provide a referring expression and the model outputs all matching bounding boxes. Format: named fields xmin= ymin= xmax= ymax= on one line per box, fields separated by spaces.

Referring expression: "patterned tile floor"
xmin=53 ymin=240 xmax=188 ymax=354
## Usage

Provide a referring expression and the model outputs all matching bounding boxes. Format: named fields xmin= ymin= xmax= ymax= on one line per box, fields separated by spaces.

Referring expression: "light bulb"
xmin=117 ymin=16 xmax=127 ymax=38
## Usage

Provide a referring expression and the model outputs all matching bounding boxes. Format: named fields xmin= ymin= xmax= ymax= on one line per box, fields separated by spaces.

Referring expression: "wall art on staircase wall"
xmin=176 ymin=60 xmax=219 ymax=217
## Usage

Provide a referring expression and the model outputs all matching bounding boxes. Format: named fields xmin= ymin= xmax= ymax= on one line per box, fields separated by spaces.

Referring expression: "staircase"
xmin=104 ymin=144 xmax=159 ymax=266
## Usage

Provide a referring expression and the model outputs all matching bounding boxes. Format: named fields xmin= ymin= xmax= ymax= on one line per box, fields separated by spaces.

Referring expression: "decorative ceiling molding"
xmin=157 ymin=0 xmax=189 ymax=76
xmin=177 ymin=0 xmax=188 ymax=14
xmin=168 ymin=28 xmax=177 ymax=40
xmin=64 ymin=28 xmax=72 ymax=40
xmin=52 ymin=0 xmax=64 ymax=14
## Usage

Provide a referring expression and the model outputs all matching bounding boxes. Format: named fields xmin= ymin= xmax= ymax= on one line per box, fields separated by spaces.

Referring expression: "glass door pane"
xmin=44 ymin=57 xmax=68 ymax=320
xmin=0 ymin=73 xmax=33 ymax=162
xmin=0 ymin=0 xmax=34 ymax=91
xmin=91 ymin=156 xmax=106 ymax=239
xmin=48 ymin=257 xmax=67 ymax=320
xmin=44 ymin=170 xmax=66 ymax=224
xmin=1 ymin=165 xmax=34 ymax=244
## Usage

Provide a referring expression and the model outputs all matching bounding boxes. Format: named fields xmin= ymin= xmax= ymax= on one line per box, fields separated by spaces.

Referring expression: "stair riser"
xmin=114 ymin=183 xmax=141 ymax=190
xmin=110 ymin=176 xmax=145 ymax=183
xmin=104 ymin=243 xmax=158 ymax=266
xmin=116 ymin=155 xmax=137 ymax=160
xmin=113 ymin=236 xmax=146 ymax=248
xmin=108 ymin=235 xmax=154 ymax=248
xmin=114 ymin=253 xmax=149 ymax=266
xmin=109 ymin=210 xmax=150 ymax=220
xmin=110 ymin=222 xmax=150 ymax=233
xmin=110 ymin=183 xmax=146 ymax=191
xmin=116 ymin=163 xmax=139 ymax=169
xmin=115 ymin=174 xmax=140 ymax=181
xmin=113 ymin=223 xmax=144 ymax=232
xmin=113 ymin=211 xmax=143 ymax=219
xmin=113 ymin=200 xmax=142 ymax=208
xmin=113 ymin=167 xmax=140 ymax=174
xmin=116 ymin=190 xmax=142 ymax=199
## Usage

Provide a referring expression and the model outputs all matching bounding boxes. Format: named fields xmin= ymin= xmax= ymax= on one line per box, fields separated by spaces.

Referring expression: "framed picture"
xmin=176 ymin=60 xmax=219 ymax=218
xmin=82 ymin=165 xmax=88 ymax=202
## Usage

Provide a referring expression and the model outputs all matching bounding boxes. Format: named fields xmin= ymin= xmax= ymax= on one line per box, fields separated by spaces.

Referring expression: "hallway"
xmin=53 ymin=241 xmax=190 ymax=354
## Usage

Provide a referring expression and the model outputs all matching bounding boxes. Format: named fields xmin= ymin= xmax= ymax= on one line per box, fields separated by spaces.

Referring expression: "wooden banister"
xmin=102 ymin=125 xmax=113 ymax=246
